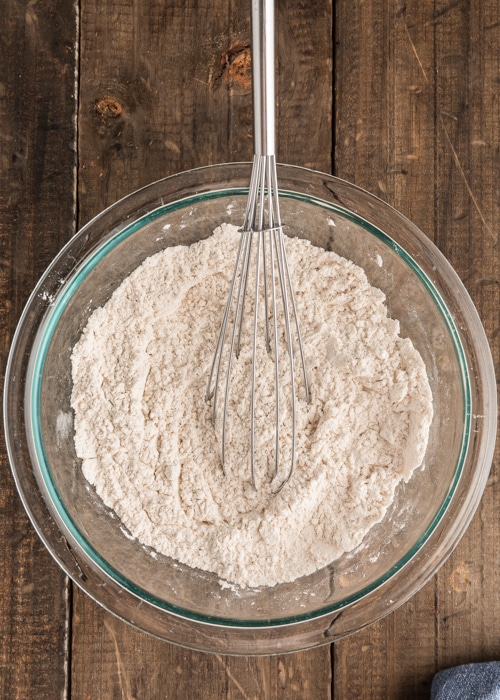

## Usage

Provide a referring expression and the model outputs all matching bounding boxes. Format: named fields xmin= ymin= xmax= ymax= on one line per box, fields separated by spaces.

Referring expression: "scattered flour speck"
xmin=56 ymin=410 xmax=73 ymax=448
xmin=70 ymin=223 xmax=433 ymax=588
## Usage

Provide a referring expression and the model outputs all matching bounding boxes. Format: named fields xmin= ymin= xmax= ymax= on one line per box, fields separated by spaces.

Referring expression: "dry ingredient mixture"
xmin=71 ymin=224 xmax=433 ymax=588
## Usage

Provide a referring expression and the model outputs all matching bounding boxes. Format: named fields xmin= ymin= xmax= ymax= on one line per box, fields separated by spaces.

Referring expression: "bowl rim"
xmin=4 ymin=163 xmax=497 ymax=643
xmin=27 ymin=185 xmax=470 ymax=625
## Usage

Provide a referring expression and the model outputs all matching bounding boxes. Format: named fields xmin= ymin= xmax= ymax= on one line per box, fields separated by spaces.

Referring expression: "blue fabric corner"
xmin=431 ymin=662 xmax=500 ymax=700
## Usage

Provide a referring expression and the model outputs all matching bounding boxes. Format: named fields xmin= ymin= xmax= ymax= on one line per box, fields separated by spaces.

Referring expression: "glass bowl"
xmin=4 ymin=163 xmax=496 ymax=654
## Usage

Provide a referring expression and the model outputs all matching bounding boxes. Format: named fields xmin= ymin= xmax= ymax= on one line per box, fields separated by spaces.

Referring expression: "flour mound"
xmin=71 ymin=223 xmax=433 ymax=588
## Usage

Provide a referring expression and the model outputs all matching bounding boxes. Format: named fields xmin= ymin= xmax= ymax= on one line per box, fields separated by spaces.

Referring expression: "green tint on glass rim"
xmin=5 ymin=164 xmax=496 ymax=653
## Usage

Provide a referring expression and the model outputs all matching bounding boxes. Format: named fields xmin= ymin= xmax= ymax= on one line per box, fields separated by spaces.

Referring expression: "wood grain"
xmin=77 ymin=0 xmax=332 ymax=224
xmin=1 ymin=0 xmax=499 ymax=697
xmin=433 ymin=0 xmax=500 ymax=674
xmin=334 ymin=2 xmax=440 ymax=696
xmin=0 ymin=1 xmax=78 ymax=698
xmin=71 ymin=598 xmax=332 ymax=699
xmin=334 ymin=0 xmax=500 ymax=698
xmin=71 ymin=0 xmax=334 ymax=698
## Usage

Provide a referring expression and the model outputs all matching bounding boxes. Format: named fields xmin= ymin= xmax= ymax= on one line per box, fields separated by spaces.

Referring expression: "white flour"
xmin=71 ymin=224 xmax=433 ymax=588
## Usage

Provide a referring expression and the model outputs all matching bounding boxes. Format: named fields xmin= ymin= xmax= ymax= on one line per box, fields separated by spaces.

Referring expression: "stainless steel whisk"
xmin=206 ymin=0 xmax=309 ymax=492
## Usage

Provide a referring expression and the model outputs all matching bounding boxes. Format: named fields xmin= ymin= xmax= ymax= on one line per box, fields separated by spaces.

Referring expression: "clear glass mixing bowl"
xmin=4 ymin=163 xmax=496 ymax=654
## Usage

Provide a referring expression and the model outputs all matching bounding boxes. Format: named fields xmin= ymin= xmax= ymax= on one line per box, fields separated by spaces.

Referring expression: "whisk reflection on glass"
xmin=206 ymin=0 xmax=309 ymax=492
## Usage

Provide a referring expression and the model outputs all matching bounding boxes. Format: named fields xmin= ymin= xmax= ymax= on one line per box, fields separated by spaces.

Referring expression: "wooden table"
xmin=1 ymin=0 xmax=499 ymax=697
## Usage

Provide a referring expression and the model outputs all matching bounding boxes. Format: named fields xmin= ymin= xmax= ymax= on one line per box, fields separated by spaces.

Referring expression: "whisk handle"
xmin=251 ymin=0 xmax=276 ymax=157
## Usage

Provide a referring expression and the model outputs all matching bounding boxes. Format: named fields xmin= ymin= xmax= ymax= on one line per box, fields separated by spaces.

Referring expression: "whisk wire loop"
xmin=206 ymin=155 xmax=309 ymax=491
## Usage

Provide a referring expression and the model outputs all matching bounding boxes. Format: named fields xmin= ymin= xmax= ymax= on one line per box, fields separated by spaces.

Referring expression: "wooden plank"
xmin=72 ymin=0 xmax=333 ymax=697
xmin=334 ymin=0 xmax=440 ymax=690
xmin=333 ymin=0 xmax=500 ymax=697
xmin=77 ymin=0 xmax=237 ymax=223
xmin=276 ymin=0 xmax=333 ymax=171
xmin=72 ymin=598 xmax=332 ymax=699
xmin=77 ymin=0 xmax=332 ymax=225
xmin=334 ymin=0 xmax=436 ymax=235
xmin=433 ymin=0 xmax=500 ymax=671
xmin=333 ymin=0 xmax=434 ymax=690
xmin=0 ymin=0 xmax=78 ymax=698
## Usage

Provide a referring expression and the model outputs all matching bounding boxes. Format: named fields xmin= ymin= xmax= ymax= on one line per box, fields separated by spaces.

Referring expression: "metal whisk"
xmin=206 ymin=0 xmax=309 ymax=492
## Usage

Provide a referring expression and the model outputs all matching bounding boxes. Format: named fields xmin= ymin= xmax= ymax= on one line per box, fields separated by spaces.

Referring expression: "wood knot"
xmin=450 ymin=563 xmax=473 ymax=593
xmin=218 ymin=40 xmax=252 ymax=89
xmin=95 ymin=96 xmax=123 ymax=118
